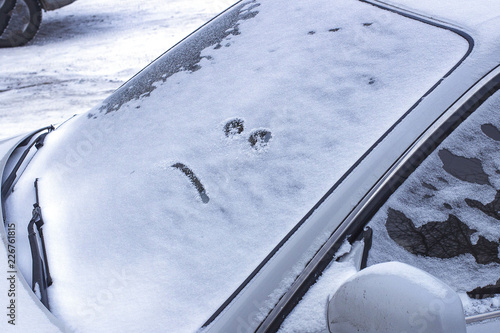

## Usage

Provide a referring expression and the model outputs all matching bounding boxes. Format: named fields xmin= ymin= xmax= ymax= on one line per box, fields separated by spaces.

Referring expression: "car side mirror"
xmin=326 ymin=262 xmax=466 ymax=333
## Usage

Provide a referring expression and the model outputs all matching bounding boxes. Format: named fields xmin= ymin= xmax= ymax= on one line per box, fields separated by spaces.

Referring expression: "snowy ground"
xmin=0 ymin=0 xmax=235 ymax=140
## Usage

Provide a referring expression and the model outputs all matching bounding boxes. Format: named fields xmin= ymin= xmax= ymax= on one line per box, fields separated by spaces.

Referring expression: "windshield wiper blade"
xmin=27 ymin=178 xmax=52 ymax=310
xmin=1 ymin=126 xmax=54 ymax=200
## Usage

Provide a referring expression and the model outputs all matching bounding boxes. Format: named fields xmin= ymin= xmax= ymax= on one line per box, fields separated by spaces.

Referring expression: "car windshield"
xmin=5 ymin=0 xmax=468 ymax=331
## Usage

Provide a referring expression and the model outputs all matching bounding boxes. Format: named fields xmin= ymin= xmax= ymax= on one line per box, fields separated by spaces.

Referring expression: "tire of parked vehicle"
xmin=0 ymin=0 xmax=17 ymax=35
xmin=0 ymin=0 xmax=41 ymax=47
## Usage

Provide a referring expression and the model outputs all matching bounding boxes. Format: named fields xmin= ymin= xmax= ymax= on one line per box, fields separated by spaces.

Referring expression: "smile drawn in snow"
xmin=173 ymin=117 xmax=272 ymax=204
xmin=171 ymin=163 xmax=210 ymax=204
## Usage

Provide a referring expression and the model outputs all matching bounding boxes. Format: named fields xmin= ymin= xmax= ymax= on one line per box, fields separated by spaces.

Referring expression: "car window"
xmin=5 ymin=0 xmax=470 ymax=332
xmin=278 ymin=83 xmax=500 ymax=333
xmin=366 ymin=90 xmax=500 ymax=317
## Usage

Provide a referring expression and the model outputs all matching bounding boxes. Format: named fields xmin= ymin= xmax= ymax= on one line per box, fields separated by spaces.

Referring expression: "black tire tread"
xmin=0 ymin=0 xmax=41 ymax=47
xmin=0 ymin=0 xmax=17 ymax=35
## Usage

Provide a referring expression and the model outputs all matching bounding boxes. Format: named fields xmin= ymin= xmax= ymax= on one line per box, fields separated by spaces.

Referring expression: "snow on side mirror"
xmin=326 ymin=262 xmax=466 ymax=333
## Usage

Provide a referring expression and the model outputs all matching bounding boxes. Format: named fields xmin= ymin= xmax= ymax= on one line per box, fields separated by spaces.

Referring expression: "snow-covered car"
xmin=1 ymin=0 xmax=500 ymax=332
xmin=0 ymin=0 xmax=77 ymax=47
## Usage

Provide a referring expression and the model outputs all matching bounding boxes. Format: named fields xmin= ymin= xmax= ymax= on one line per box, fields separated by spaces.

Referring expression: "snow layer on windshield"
xmin=6 ymin=0 xmax=467 ymax=331
xmin=367 ymin=90 xmax=500 ymax=316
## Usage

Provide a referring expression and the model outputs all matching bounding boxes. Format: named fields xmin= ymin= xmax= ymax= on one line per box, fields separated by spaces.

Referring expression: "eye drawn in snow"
xmin=385 ymin=208 xmax=500 ymax=265
xmin=438 ymin=148 xmax=490 ymax=185
xmin=248 ymin=128 xmax=272 ymax=150
xmin=308 ymin=31 xmax=316 ymax=35
xmin=328 ymin=28 xmax=341 ymax=32
xmin=363 ymin=22 xmax=373 ymax=27
xmin=223 ymin=117 xmax=245 ymax=137
xmin=171 ymin=163 xmax=210 ymax=204
xmin=481 ymin=123 xmax=500 ymax=141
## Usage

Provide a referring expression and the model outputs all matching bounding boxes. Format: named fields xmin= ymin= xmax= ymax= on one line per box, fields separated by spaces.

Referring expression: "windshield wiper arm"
xmin=27 ymin=178 xmax=52 ymax=310
xmin=1 ymin=126 xmax=54 ymax=201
